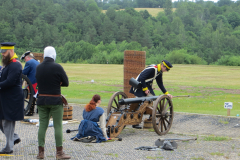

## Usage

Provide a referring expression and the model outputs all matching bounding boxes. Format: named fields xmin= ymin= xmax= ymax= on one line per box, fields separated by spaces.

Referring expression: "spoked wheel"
xmin=22 ymin=74 xmax=34 ymax=115
xmin=152 ymin=95 xmax=173 ymax=135
xmin=107 ymin=92 xmax=128 ymax=115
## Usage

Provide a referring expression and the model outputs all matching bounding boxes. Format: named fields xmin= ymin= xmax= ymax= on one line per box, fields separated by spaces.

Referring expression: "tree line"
xmin=0 ymin=0 xmax=240 ymax=66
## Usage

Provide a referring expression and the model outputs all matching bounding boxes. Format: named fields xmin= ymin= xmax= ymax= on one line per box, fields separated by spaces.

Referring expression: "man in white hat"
xmin=35 ymin=46 xmax=70 ymax=159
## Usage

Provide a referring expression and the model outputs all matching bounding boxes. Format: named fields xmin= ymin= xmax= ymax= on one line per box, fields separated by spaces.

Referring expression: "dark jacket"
xmin=0 ymin=59 xmax=24 ymax=121
xmin=130 ymin=64 xmax=167 ymax=97
xmin=22 ymin=59 xmax=40 ymax=84
xmin=36 ymin=57 xmax=69 ymax=105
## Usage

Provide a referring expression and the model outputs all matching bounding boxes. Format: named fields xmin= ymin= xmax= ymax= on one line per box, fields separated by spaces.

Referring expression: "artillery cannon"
xmin=106 ymin=92 xmax=189 ymax=138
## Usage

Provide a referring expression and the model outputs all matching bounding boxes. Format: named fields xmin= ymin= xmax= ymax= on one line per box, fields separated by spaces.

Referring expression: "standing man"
xmin=21 ymin=51 xmax=40 ymax=116
xmin=35 ymin=46 xmax=70 ymax=159
xmin=21 ymin=51 xmax=40 ymax=93
xmin=129 ymin=60 xmax=173 ymax=128
xmin=0 ymin=42 xmax=24 ymax=154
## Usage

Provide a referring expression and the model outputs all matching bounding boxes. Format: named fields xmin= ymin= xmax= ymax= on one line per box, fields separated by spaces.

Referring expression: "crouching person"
xmin=36 ymin=46 xmax=70 ymax=159
xmin=71 ymin=94 xmax=108 ymax=143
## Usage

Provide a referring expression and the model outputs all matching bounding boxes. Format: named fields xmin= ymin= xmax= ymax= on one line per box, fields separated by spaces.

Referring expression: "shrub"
xmin=165 ymin=49 xmax=205 ymax=64
xmin=216 ymin=55 xmax=240 ymax=66
xmin=88 ymin=51 xmax=107 ymax=64
xmin=146 ymin=54 xmax=165 ymax=65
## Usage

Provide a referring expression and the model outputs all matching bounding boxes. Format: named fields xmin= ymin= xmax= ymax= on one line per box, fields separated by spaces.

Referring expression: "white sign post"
xmin=224 ymin=102 xmax=233 ymax=116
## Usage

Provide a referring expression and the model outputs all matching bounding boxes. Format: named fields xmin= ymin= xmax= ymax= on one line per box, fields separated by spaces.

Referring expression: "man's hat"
xmin=20 ymin=51 xmax=34 ymax=60
xmin=0 ymin=42 xmax=16 ymax=53
xmin=162 ymin=60 xmax=173 ymax=71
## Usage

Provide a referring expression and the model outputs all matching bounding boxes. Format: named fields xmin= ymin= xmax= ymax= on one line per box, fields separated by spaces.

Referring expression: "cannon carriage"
xmin=106 ymin=92 xmax=174 ymax=138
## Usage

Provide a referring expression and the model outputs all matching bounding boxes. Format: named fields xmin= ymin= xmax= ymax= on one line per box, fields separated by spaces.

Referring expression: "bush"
xmin=216 ymin=56 xmax=240 ymax=66
xmin=146 ymin=54 xmax=165 ymax=65
xmin=108 ymin=50 xmax=123 ymax=64
xmin=88 ymin=51 xmax=107 ymax=64
xmin=76 ymin=58 xmax=88 ymax=64
xmin=165 ymin=49 xmax=205 ymax=64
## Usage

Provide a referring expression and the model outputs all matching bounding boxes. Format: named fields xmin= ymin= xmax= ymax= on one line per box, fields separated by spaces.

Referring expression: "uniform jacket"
xmin=36 ymin=57 xmax=69 ymax=105
xmin=0 ymin=59 xmax=24 ymax=121
xmin=130 ymin=64 xmax=167 ymax=97
xmin=71 ymin=107 xmax=107 ymax=143
xmin=22 ymin=59 xmax=39 ymax=84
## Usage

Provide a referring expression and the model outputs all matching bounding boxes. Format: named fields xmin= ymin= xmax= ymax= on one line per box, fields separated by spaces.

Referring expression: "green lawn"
xmin=28 ymin=63 xmax=240 ymax=116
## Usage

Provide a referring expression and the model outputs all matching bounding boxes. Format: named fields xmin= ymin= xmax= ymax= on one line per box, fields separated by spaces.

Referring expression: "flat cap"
xmin=162 ymin=60 xmax=173 ymax=71
xmin=0 ymin=42 xmax=16 ymax=53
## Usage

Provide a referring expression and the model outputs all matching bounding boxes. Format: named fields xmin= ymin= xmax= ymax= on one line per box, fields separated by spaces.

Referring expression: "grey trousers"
xmin=0 ymin=120 xmax=20 ymax=152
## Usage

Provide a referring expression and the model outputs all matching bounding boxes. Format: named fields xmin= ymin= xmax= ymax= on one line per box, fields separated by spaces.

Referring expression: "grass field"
xmin=102 ymin=8 xmax=177 ymax=17
xmin=56 ymin=63 xmax=240 ymax=116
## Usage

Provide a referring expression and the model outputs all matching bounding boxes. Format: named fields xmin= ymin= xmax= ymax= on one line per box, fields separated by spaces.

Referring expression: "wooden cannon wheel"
xmin=22 ymin=74 xmax=34 ymax=115
xmin=152 ymin=95 xmax=173 ymax=135
xmin=107 ymin=92 xmax=128 ymax=115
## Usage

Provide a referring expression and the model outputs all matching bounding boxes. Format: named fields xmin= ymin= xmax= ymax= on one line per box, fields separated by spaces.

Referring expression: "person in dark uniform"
xmin=130 ymin=60 xmax=173 ymax=98
xmin=129 ymin=60 xmax=173 ymax=128
xmin=21 ymin=51 xmax=40 ymax=116
xmin=35 ymin=46 xmax=70 ymax=159
xmin=0 ymin=42 xmax=24 ymax=154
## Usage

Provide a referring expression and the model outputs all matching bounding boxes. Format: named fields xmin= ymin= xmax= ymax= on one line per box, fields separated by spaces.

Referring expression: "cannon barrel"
xmin=118 ymin=95 xmax=190 ymax=105
xmin=119 ymin=96 xmax=159 ymax=105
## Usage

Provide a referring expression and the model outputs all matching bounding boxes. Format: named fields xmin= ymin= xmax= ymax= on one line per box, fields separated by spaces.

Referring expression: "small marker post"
xmin=224 ymin=102 xmax=232 ymax=116
xmin=227 ymin=109 xmax=230 ymax=116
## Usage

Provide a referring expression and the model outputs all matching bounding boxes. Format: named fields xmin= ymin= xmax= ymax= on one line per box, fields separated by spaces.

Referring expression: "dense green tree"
xmin=116 ymin=24 xmax=129 ymax=42
xmin=0 ymin=0 xmax=239 ymax=65
xmin=88 ymin=3 xmax=100 ymax=13
xmin=164 ymin=0 xmax=173 ymax=21
xmin=131 ymin=29 xmax=140 ymax=42
xmin=217 ymin=0 xmax=233 ymax=7
xmin=227 ymin=12 xmax=240 ymax=28
xmin=0 ymin=21 xmax=15 ymax=42
xmin=83 ymin=27 xmax=99 ymax=45
xmin=106 ymin=7 xmax=116 ymax=21
xmin=140 ymin=10 xmax=151 ymax=19
xmin=101 ymin=16 xmax=116 ymax=43
xmin=85 ymin=0 xmax=97 ymax=7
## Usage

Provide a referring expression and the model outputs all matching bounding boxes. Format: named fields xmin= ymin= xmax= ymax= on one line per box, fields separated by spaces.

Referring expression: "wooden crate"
xmin=32 ymin=53 xmax=44 ymax=63
xmin=63 ymin=106 xmax=73 ymax=120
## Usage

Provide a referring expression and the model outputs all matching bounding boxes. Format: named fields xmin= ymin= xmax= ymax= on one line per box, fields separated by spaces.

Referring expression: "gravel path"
xmin=0 ymin=104 xmax=239 ymax=160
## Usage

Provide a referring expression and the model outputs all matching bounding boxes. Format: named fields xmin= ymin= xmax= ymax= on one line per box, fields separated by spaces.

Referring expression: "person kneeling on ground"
xmin=71 ymin=94 xmax=108 ymax=143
